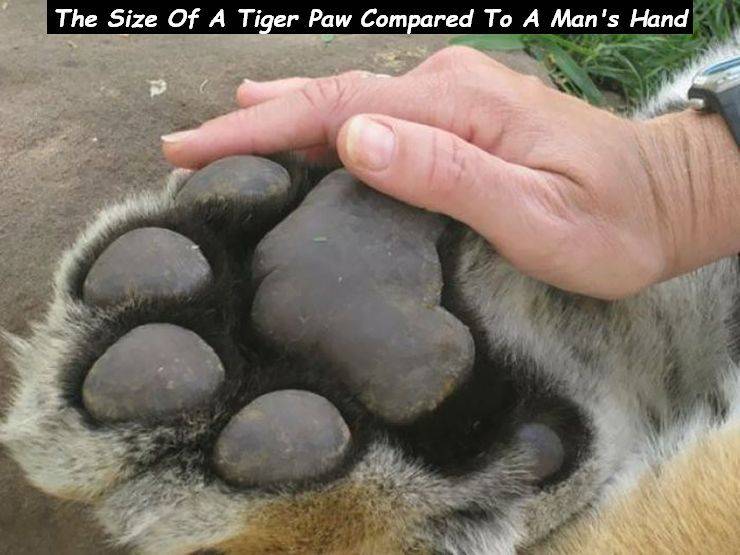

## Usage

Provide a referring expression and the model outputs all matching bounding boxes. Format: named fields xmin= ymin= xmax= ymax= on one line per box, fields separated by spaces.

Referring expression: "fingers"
xmin=162 ymin=46 xmax=515 ymax=168
xmin=336 ymin=114 xmax=548 ymax=247
xmin=162 ymin=90 xmax=328 ymax=168
xmin=236 ymin=73 xmax=391 ymax=108
xmin=237 ymin=77 xmax=312 ymax=107
xmin=162 ymin=71 xmax=456 ymax=169
xmin=233 ymin=74 xmax=377 ymax=165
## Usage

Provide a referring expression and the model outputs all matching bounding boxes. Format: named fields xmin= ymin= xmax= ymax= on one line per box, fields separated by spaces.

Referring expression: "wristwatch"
xmin=688 ymin=56 xmax=740 ymax=146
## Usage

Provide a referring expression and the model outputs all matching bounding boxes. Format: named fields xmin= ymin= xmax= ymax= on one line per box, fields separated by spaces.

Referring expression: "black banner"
xmin=47 ymin=6 xmax=694 ymax=35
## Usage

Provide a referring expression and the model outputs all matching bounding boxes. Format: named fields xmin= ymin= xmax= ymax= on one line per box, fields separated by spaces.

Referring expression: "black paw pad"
xmin=251 ymin=169 xmax=475 ymax=424
xmin=213 ymin=390 xmax=351 ymax=487
xmin=82 ymin=323 xmax=225 ymax=423
xmin=83 ymin=227 xmax=212 ymax=306
xmin=176 ymin=155 xmax=294 ymax=214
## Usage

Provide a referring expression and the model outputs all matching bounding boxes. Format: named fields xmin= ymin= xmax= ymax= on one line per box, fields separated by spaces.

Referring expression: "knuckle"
xmin=514 ymin=73 xmax=548 ymax=101
xmin=427 ymin=133 xmax=474 ymax=200
xmin=423 ymin=45 xmax=475 ymax=71
xmin=442 ymin=45 xmax=479 ymax=62
xmin=418 ymin=47 xmax=494 ymax=97
xmin=300 ymin=74 xmax=359 ymax=115
xmin=233 ymin=107 xmax=255 ymax=128
xmin=448 ymin=137 xmax=473 ymax=189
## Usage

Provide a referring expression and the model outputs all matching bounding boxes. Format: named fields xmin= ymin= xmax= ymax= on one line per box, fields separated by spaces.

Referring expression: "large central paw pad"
xmin=1 ymin=154 xmax=585 ymax=554
xmin=252 ymin=170 xmax=474 ymax=424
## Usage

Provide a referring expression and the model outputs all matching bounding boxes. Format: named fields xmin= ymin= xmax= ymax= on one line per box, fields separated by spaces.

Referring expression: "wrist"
xmin=636 ymin=109 xmax=740 ymax=281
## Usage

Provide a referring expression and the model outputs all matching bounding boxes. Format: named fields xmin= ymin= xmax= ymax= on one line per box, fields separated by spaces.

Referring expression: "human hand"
xmin=162 ymin=46 xmax=739 ymax=299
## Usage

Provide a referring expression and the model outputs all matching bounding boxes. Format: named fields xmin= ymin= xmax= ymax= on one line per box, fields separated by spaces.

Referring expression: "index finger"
xmin=162 ymin=71 xmax=456 ymax=169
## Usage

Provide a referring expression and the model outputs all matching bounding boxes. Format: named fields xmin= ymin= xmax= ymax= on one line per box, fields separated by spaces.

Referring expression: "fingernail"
xmin=161 ymin=129 xmax=198 ymax=143
xmin=345 ymin=116 xmax=395 ymax=171
xmin=242 ymin=78 xmax=253 ymax=84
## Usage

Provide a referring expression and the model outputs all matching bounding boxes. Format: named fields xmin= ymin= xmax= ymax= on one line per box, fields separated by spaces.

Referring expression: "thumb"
xmin=336 ymin=114 xmax=548 ymax=250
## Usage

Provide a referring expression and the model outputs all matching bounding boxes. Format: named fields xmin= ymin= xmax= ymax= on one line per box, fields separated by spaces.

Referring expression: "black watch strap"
xmin=689 ymin=85 xmax=740 ymax=145
xmin=688 ymin=56 xmax=740 ymax=147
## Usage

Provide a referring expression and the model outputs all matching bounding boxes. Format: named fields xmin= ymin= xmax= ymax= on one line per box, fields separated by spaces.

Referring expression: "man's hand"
xmin=162 ymin=46 xmax=740 ymax=300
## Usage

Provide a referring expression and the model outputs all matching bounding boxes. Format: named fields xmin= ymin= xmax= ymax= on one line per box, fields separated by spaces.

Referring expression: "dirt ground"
xmin=0 ymin=2 xmax=551 ymax=553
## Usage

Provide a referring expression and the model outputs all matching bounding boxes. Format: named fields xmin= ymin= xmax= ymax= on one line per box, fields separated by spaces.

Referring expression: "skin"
xmin=162 ymin=46 xmax=740 ymax=300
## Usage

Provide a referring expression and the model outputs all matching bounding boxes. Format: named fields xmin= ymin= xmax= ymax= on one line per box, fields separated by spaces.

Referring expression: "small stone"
xmin=82 ymin=323 xmax=225 ymax=423
xmin=177 ymin=156 xmax=292 ymax=213
xmin=213 ymin=390 xmax=351 ymax=487
xmin=83 ymin=227 xmax=212 ymax=306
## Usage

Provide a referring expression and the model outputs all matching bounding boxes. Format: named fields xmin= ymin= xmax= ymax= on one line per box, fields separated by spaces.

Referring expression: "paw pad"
xmin=516 ymin=423 xmax=565 ymax=481
xmin=83 ymin=227 xmax=212 ymax=306
xmin=252 ymin=169 xmax=475 ymax=424
xmin=82 ymin=323 xmax=225 ymax=423
xmin=213 ymin=390 xmax=351 ymax=487
xmin=176 ymin=155 xmax=295 ymax=214
xmin=2 ymin=153 xmax=589 ymax=554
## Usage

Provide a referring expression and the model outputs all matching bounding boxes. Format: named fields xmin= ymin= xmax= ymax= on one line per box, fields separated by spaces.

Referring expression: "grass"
xmin=450 ymin=0 xmax=738 ymax=109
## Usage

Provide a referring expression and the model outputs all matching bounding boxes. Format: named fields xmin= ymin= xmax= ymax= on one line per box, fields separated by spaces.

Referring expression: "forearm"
xmin=639 ymin=110 xmax=740 ymax=280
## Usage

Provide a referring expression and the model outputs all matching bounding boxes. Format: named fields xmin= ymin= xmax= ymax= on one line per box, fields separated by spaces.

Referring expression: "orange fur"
xmin=533 ymin=424 xmax=740 ymax=554
xmin=215 ymin=483 xmax=425 ymax=554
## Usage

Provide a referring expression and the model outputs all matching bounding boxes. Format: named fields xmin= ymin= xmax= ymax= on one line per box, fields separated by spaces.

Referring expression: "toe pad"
xmin=82 ymin=323 xmax=225 ymax=423
xmin=83 ymin=227 xmax=212 ymax=306
xmin=176 ymin=155 xmax=294 ymax=213
xmin=213 ymin=390 xmax=351 ymax=487
xmin=516 ymin=423 xmax=565 ymax=482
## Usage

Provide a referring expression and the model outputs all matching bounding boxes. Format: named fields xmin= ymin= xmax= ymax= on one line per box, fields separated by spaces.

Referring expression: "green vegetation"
xmin=451 ymin=0 xmax=738 ymax=108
